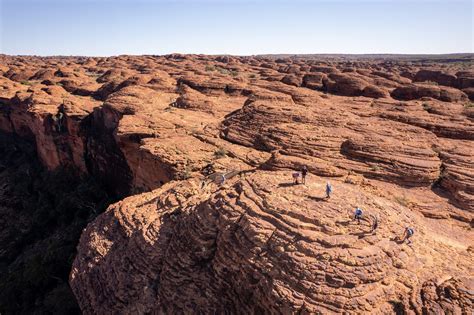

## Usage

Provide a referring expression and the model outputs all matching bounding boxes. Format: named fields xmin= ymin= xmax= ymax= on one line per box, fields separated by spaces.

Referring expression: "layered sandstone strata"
xmin=0 ymin=53 xmax=472 ymax=313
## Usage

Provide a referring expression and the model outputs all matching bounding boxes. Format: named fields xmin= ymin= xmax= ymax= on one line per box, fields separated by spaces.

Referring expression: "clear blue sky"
xmin=0 ymin=0 xmax=472 ymax=56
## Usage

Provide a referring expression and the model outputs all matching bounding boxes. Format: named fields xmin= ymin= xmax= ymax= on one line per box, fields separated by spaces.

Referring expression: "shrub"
xmin=20 ymin=80 xmax=32 ymax=85
xmin=205 ymin=65 xmax=216 ymax=72
xmin=422 ymin=103 xmax=432 ymax=111
xmin=85 ymin=71 xmax=101 ymax=78
xmin=394 ymin=195 xmax=410 ymax=207
xmin=216 ymin=67 xmax=230 ymax=75
xmin=181 ymin=165 xmax=192 ymax=179
xmin=214 ymin=147 xmax=227 ymax=159
xmin=370 ymin=165 xmax=381 ymax=171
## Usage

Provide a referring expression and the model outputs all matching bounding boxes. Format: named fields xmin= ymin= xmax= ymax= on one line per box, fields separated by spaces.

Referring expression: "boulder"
xmin=414 ymin=70 xmax=457 ymax=87
xmin=391 ymin=84 xmax=468 ymax=102
xmin=323 ymin=73 xmax=369 ymax=96
xmin=302 ymin=73 xmax=326 ymax=90
xmin=281 ymin=74 xmax=301 ymax=87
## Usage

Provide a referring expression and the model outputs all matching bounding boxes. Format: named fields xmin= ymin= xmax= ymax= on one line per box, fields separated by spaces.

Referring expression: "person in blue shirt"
xmin=354 ymin=207 xmax=363 ymax=224
xmin=325 ymin=182 xmax=332 ymax=199
xmin=403 ymin=227 xmax=414 ymax=244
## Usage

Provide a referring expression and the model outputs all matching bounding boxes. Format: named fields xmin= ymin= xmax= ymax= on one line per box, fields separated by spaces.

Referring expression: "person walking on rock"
xmin=402 ymin=227 xmax=414 ymax=244
xmin=354 ymin=207 xmax=363 ymax=224
xmin=325 ymin=181 xmax=332 ymax=199
xmin=301 ymin=166 xmax=308 ymax=184
xmin=292 ymin=172 xmax=300 ymax=185
xmin=371 ymin=214 xmax=379 ymax=233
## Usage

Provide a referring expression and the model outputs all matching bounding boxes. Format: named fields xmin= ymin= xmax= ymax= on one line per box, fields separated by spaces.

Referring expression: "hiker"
xmin=301 ymin=166 xmax=308 ymax=184
xmin=53 ymin=111 xmax=64 ymax=133
xmin=354 ymin=207 xmax=363 ymax=224
xmin=402 ymin=227 xmax=414 ymax=244
xmin=292 ymin=172 xmax=300 ymax=184
xmin=220 ymin=174 xmax=226 ymax=185
xmin=371 ymin=214 xmax=379 ymax=233
xmin=325 ymin=181 xmax=332 ymax=199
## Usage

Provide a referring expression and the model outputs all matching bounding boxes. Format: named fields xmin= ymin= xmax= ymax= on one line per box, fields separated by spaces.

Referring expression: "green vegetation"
xmin=20 ymin=80 xmax=32 ymax=86
xmin=216 ymin=67 xmax=229 ymax=75
xmin=464 ymin=102 xmax=474 ymax=109
xmin=0 ymin=134 xmax=113 ymax=314
xmin=394 ymin=195 xmax=410 ymax=207
xmin=422 ymin=103 xmax=432 ymax=111
xmin=180 ymin=164 xmax=192 ymax=179
xmin=229 ymin=70 xmax=239 ymax=77
xmin=85 ymin=71 xmax=101 ymax=78
xmin=249 ymin=73 xmax=257 ymax=79
xmin=205 ymin=65 xmax=238 ymax=77
xmin=370 ymin=165 xmax=381 ymax=172
xmin=214 ymin=147 xmax=227 ymax=159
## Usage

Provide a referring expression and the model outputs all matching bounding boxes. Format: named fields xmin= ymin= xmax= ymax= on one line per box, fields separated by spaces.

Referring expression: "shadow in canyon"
xmin=0 ymin=132 xmax=115 ymax=314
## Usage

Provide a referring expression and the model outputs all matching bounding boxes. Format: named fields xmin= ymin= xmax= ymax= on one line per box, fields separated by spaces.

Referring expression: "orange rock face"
xmin=0 ymin=54 xmax=472 ymax=313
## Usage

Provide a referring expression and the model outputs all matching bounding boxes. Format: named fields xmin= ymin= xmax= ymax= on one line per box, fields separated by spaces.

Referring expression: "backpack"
xmin=407 ymin=228 xmax=414 ymax=236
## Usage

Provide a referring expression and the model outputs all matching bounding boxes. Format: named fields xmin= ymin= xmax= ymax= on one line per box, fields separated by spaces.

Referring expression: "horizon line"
xmin=2 ymin=52 xmax=473 ymax=58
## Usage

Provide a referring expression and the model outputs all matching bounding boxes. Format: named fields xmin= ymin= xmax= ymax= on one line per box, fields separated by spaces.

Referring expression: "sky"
xmin=0 ymin=0 xmax=472 ymax=56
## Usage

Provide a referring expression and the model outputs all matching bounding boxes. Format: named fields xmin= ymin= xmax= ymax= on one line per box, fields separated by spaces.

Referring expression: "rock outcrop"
xmin=0 ymin=54 xmax=472 ymax=314
xmin=70 ymin=171 xmax=473 ymax=314
xmin=391 ymin=84 xmax=468 ymax=102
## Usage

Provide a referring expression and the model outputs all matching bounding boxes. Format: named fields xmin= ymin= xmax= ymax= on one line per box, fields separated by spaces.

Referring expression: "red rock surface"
xmin=0 ymin=54 xmax=472 ymax=313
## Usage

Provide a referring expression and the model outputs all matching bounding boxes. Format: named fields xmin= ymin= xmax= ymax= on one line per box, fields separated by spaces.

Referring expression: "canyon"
xmin=0 ymin=53 xmax=473 ymax=313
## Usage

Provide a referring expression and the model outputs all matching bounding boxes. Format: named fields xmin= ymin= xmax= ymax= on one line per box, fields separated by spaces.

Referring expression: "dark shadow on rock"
xmin=335 ymin=219 xmax=352 ymax=226
xmin=308 ymin=196 xmax=328 ymax=202
xmin=278 ymin=182 xmax=297 ymax=188
xmin=390 ymin=236 xmax=405 ymax=244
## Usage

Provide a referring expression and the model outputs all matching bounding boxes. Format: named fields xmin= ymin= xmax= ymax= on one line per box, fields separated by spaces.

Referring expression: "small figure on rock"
xmin=292 ymin=172 xmax=300 ymax=185
xmin=301 ymin=165 xmax=308 ymax=184
xmin=220 ymin=174 xmax=226 ymax=185
xmin=371 ymin=214 xmax=379 ymax=233
xmin=325 ymin=181 xmax=332 ymax=199
xmin=402 ymin=227 xmax=414 ymax=244
xmin=52 ymin=111 xmax=64 ymax=133
xmin=354 ymin=207 xmax=363 ymax=224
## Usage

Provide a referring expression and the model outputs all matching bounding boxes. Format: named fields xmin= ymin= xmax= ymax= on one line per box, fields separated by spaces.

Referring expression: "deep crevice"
xmin=0 ymin=132 xmax=116 ymax=314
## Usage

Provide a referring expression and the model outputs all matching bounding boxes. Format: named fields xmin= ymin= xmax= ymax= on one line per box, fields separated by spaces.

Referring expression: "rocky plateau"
xmin=0 ymin=53 xmax=473 ymax=314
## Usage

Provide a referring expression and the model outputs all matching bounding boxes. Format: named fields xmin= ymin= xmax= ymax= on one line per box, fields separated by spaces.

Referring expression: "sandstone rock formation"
xmin=0 ymin=53 xmax=472 ymax=314
xmin=71 ymin=172 xmax=473 ymax=314
xmin=391 ymin=83 xmax=468 ymax=102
